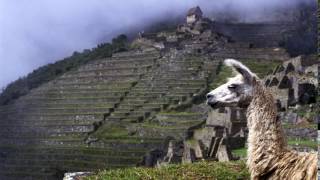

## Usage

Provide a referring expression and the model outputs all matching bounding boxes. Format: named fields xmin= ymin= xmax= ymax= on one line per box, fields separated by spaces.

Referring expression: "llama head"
xmin=206 ymin=59 xmax=257 ymax=109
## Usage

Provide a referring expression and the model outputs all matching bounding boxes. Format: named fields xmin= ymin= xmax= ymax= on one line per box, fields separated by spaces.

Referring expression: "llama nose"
xmin=206 ymin=93 xmax=214 ymax=100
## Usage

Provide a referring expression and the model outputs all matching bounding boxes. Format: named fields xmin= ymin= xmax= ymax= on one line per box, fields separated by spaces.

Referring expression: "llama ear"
xmin=224 ymin=59 xmax=255 ymax=83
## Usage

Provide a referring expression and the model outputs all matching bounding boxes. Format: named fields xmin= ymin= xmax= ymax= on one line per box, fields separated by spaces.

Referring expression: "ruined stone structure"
xmin=264 ymin=55 xmax=319 ymax=111
xmin=186 ymin=6 xmax=203 ymax=25
xmin=262 ymin=56 xmax=319 ymax=153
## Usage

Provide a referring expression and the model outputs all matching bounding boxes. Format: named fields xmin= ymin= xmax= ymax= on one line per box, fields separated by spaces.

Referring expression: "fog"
xmin=0 ymin=0 xmax=315 ymax=89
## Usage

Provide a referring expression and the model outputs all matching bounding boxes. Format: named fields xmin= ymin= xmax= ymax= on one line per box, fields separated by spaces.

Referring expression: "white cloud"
xmin=0 ymin=0 xmax=315 ymax=88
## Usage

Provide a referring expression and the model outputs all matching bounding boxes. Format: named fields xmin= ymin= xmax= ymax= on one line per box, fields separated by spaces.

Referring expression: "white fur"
xmin=207 ymin=60 xmax=254 ymax=108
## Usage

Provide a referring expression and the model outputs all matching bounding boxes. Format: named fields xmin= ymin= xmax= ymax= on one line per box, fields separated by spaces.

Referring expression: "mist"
xmin=0 ymin=0 xmax=316 ymax=89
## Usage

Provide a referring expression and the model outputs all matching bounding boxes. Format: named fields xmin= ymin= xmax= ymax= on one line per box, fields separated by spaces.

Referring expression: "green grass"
xmin=159 ymin=111 xmax=201 ymax=116
xmin=231 ymin=138 xmax=317 ymax=159
xmin=84 ymin=160 xmax=249 ymax=180
xmin=242 ymin=60 xmax=280 ymax=78
xmin=142 ymin=123 xmax=187 ymax=130
xmin=287 ymin=138 xmax=317 ymax=149
xmin=92 ymin=124 xmax=129 ymax=140
xmin=232 ymin=148 xmax=247 ymax=158
xmin=282 ymin=123 xmax=317 ymax=129
xmin=210 ymin=64 xmax=233 ymax=89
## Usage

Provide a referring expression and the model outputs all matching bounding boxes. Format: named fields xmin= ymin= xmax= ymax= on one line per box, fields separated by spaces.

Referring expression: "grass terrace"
xmin=85 ymin=161 xmax=249 ymax=180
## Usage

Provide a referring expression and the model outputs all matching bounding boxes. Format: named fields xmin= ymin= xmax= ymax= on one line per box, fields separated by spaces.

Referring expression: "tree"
xmin=112 ymin=34 xmax=128 ymax=52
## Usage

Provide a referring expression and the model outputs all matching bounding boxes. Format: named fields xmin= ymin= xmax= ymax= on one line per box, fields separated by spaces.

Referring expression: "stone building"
xmin=186 ymin=6 xmax=203 ymax=24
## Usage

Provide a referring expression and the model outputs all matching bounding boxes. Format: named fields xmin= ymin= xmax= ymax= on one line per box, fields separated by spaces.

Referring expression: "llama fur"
xmin=247 ymin=77 xmax=316 ymax=180
xmin=207 ymin=59 xmax=317 ymax=180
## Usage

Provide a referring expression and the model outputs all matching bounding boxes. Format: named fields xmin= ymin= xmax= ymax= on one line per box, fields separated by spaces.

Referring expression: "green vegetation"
xmin=84 ymin=161 xmax=249 ymax=180
xmin=93 ymin=124 xmax=129 ymax=140
xmin=242 ymin=60 xmax=280 ymax=78
xmin=142 ymin=123 xmax=187 ymax=130
xmin=282 ymin=123 xmax=317 ymax=129
xmin=231 ymin=137 xmax=317 ymax=158
xmin=210 ymin=62 xmax=233 ymax=89
xmin=0 ymin=34 xmax=129 ymax=105
xmin=287 ymin=138 xmax=317 ymax=149
xmin=291 ymin=104 xmax=319 ymax=121
xmin=159 ymin=111 xmax=201 ymax=116
xmin=232 ymin=148 xmax=247 ymax=159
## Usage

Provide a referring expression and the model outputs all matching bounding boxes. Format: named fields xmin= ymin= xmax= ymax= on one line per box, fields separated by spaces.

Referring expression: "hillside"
xmin=0 ymin=6 xmax=318 ymax=180
xmin=0 ymin=34 xmax=129 ymax=106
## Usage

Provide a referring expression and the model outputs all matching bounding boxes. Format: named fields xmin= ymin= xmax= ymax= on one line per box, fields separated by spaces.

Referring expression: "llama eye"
xmin=228 ymin=84 xmax=238 ymax=89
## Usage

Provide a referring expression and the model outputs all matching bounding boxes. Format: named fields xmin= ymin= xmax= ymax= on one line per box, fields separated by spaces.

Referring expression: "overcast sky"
xmin=0 ymin=0 xmax=315 ymax=89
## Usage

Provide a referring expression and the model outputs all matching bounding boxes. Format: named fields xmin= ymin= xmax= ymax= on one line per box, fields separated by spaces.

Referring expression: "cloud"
xmin=0 ymin=0 xmax=315 ymax=89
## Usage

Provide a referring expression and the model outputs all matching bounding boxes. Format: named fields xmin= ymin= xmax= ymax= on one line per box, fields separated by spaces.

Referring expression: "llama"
xmin=206 ymin=59 xmax=317 ymax=180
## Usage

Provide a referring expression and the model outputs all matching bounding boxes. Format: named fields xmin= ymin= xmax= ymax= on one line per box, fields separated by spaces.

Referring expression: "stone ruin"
xmin=185 ymin=107 xmax=247 ymax=161
xmin=264 ymin=55 xmax=319 ymax=112
xmin=178 ymin=6 xmax=211 ymax=35
xmin=143 ymin=106 xmax=248 ymax=166
xmin=264 ymin=56 xmax=318 ymax=150
xmin=133 ymin=6 xmax=290 ymax=62
xmin=186 ymin=6 xmax=203 ymax=25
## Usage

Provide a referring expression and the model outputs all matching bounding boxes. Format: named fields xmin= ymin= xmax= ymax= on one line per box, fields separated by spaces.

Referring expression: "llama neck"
xmin=246 ymin=80 xmax=287 ymax=155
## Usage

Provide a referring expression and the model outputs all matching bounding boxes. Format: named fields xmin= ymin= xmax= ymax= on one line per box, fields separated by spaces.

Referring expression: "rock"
xmin=140 ymin=149 xmax=165 ymax=167
xmin=63 ymin=172 xmax=92 ymax=180
xmin=182 ymin=143 xmax=196 ymax=163
xmin=264 ymin=55 xmax=319 ymax=109
xmin=296 ymin=117 xmax=310 ymax=126
xmin=216 ymin=138 xmax=233 ymax=162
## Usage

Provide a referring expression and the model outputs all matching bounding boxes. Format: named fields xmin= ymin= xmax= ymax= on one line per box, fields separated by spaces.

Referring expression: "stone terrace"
xmin=0 ymin=50 xmax=172 ymax=179
xmin=0 ymin=48 xmax=217 ymax=179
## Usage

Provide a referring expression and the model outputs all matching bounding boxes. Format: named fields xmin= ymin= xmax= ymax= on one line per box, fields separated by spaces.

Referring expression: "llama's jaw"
xmin=207 ymin=100 xmax=239 ymax=109
xmin=207 ymin=101 xmax=219 ymax=109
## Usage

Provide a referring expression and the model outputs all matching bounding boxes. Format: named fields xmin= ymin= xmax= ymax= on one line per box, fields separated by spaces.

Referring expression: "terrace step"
xmin=1 ymin=124 xmax=94 ymax=134
xmin=36 ymin=81 xmax=135 ymax=91
xmin=157 ymin=120 xmax=203 ymax=126
xmin=129 ymin=91 xmax=167 ymax=96
xmin=3 ymin=114 xmax=103 ymax=122
xmin=63 ymin=65 xmax=152 ymax=78
xmin=156 ymin=112 xmax=203 ymax=121
xmin=0 ymin=137 xmax=86 ymax=147
xmin=118 ymin=104 xmax=142 ymax=109
xmin=121 ymin=115 xmax=144 ymax=123
xmin=0 ymin=108 xmax=111 ymax=116
xmin=121 ymin=99 xmax=147 ymax=105
xmin=76 ymin=64 xmax=152 ymax=72
xmin=29 ymin=92 xmax=126 ymax=98
xmin=18 ymin=97 xmax=121 ymax=104
xmin=129 ymin=111 xmax=151 ymax=119
xmin=0 ymin=119 xmax=99 ymax=126
xmin=17 ymin=103 xmax=116 ymax=109
xmin=141 ymin=105 xmax=162 ymax=112
xmin=82 ymin=59 xmax=156 ymax=69
xmin=56 ymin=74 xmax=143 ymax=84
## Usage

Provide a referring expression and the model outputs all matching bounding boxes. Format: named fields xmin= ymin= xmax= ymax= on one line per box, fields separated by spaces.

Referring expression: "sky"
xmin=0 ymin=0 xmax=315 ymax=89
